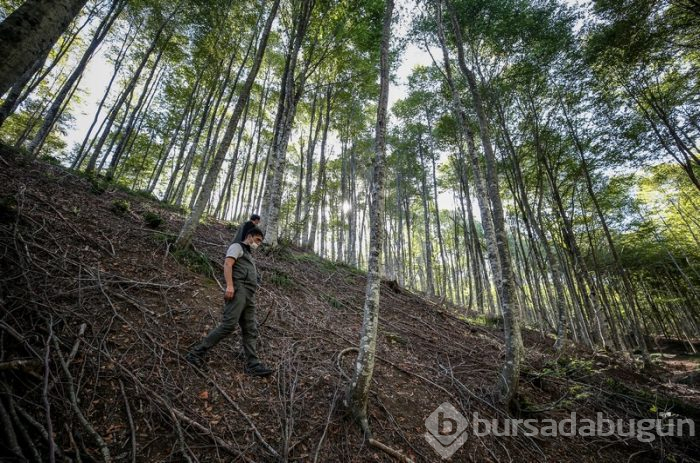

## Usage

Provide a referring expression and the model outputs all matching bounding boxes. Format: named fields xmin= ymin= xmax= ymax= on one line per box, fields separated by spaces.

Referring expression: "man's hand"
xmin=225 ymin=286 xmax=235 ymax=301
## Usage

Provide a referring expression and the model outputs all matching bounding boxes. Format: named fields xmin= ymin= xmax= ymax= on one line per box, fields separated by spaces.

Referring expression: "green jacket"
xmin=232 ymin=243 xmax=258 ymax=291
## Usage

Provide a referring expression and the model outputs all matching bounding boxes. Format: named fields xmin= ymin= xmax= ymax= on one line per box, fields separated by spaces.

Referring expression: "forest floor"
xmin=1 ymin=145 xmax=699 ymax=462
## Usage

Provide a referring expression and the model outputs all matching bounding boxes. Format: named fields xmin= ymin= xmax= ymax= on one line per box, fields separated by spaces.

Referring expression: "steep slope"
xmin=1 ymin=147 xmax=699 ymax=462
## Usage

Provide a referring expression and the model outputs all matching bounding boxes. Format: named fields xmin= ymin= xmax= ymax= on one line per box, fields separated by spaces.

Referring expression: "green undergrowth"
xmin=523 ymin=356 xmax=700 ymax=419
xmin=173 ymin=245 xmax=216 ymax=279
xmin=75 ymin=168 xmax=188 ymax=214
xmin=143 ymin=211 xmax=164 ymax=229
xmin=289 ymin=252 xmax=339 ymax=273
xmin=463 ymin=314 xmax=504 ymax=328
xmin=111 ymin=199 xmax=130 ymax=215
xmin=268 ymin=269 xmax=294 ymax=289
xmin=151 ymin=232 xmax=216 ymax=280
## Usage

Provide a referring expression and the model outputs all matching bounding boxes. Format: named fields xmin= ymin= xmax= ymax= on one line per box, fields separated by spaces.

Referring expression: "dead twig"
xmin=0 ymin=392 xmax=24 ymax=460
xmin=2 ymin=383 xmax=42 ymax=463
xmin=210 ymin=380 xmax=281 ymax=459
xmin=313 ymin=387 xmax=339 ymax=463
xmin=15 ymin=404 xmax=66 ymax=461
xmin=68 ymin=322 xmax=87 ymax=364
xmin=52 ymin=333 xmax=112 ymax=463
xmin=43 ymin=319 xmax=56 ymax=463
xmin=170 ymin=409 xmax=194 ymax=463
xmin=119 ymin=379 xmax=137 ymax=463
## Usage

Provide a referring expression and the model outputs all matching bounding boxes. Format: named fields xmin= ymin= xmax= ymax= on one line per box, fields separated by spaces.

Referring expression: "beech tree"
xmin=0 ymin=0 xmax=88 ymax=97
xmin=346 ymin=0 xmax=393 ymax=437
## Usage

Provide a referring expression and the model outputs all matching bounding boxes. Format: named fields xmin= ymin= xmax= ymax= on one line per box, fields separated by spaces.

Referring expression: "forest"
xmin=0 ymin=0 xmax=699 ymax=461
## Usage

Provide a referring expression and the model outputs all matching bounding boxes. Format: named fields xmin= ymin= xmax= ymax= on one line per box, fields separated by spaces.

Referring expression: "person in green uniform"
xmin=233 ymin=214 xmax=261 ymax=244
xmin=185 ymin=227 xmax=274 ymax=377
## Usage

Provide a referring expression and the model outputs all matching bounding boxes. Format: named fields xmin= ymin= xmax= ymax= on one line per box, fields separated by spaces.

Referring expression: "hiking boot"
xmin=185 ymin=352 xmax=206 ymax=369
xmin=244 ymin=363 xmax=274 ymax=377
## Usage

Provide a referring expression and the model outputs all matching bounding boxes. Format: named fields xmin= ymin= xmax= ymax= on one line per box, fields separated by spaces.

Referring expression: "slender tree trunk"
xmin=72 ymin=24 xmax=134 ymax=169
xmin=307 ymin=85 xmax=332 ymax=250
xmin=176 ymin=0 xmax=280 ymax=249
xmin=446 ymin=0 xmax=523 ymax=404
xmin=417 ymin=136 xmax=435 ymax=296
xmin=346 ymin=0 xmax=393 ymax=436
xmin=107 ymin=45 xmax=165 ymax=179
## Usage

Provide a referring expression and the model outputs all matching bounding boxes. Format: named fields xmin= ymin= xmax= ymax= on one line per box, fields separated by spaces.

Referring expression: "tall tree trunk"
xmin=244 ymin=72 xmax=272 ymax=216
xmin=560 ymin=96 xmax=651 ymax=362
xmin=28 ymin=0 xmax=124 ymax=157
xmin=262 ymin=0 xmax=316 ymax=246
xmin=3 ymin=10 xmax=95 ymax=130
xmin=307 ymin=85 xmax=332 ymax=250
xmin=0 ymin=46 xmax=50 ymax=129
xmin=299 ymin=91 xmax=322 ymax=242
xmin=176 ymin=0 xmax=280 ymax=249
xmin=107 ymin=45 xmax=165 ymax=180
xmin=346 ymin=0 xmax=393 ymax=436
xmin=85 ymin=19 xmax=169 ymax=173
xmin=446 ymin=0 xmax=523 ymax=404
xmin=418 ymin=135 xmax=435 ymax=297
xmin=72 ymin=24 xmax=134 ymax=169
xmin=0 ymin=0 xmax=88 ymax=97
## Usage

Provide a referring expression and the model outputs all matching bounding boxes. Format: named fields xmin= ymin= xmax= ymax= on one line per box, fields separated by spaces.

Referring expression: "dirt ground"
xmin=1 ymin=148 xmax=699 ymax=462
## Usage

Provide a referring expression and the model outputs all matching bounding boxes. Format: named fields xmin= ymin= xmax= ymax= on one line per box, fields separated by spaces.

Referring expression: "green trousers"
xmin=191 ymin=285 xmax=259 ymax=367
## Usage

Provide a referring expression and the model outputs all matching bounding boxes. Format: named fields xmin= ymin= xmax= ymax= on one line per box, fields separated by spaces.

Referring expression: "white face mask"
xmin=250 ymin=242 xmax=260 ymax=250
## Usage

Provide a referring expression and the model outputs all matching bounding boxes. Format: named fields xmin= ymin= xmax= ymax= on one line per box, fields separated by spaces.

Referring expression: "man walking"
xmin=233 ymin=214 xmax=261 ymax=244
xmin=186 ymin=226 xmax=274 ymax=377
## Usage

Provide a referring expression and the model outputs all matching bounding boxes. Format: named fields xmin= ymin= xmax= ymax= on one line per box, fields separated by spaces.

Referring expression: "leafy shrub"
xmin=269 ymin=269 xmax=294 ymax=288
xmin=143 ymin=211 xmax=164 ymax=229
xmin=111 ymin=199 xmax=130 ymax=215
xmin=173 ymin=246 xmax=215 ymax=279
xmin=40 ymin=154 xmax=61 ymax=166
xmin=132 ymin=189 xmax=158 ymax=201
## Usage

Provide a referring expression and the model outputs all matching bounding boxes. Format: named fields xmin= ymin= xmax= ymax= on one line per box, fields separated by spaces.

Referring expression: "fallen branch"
xmin=15 ymin=404 xmax=66 ymax=461
xmin=0 ymin=358 xmax=42 ymax=372
xmin=3 ymin=383 xmax=42 ymax=463
xmin=313 ymin=387 xmax=339 ymax=463
xmin=110 ymin=358 xmax=255 ymax=463
xmin=368 ymin=438 xmax=415 ymax=463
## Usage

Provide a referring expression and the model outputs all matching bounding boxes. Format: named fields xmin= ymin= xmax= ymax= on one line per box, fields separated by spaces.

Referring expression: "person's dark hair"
xmin=246 ymin=226 xmax=264 ymax=240
xmin=250 ymin=214 xmax=261 ymax=221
